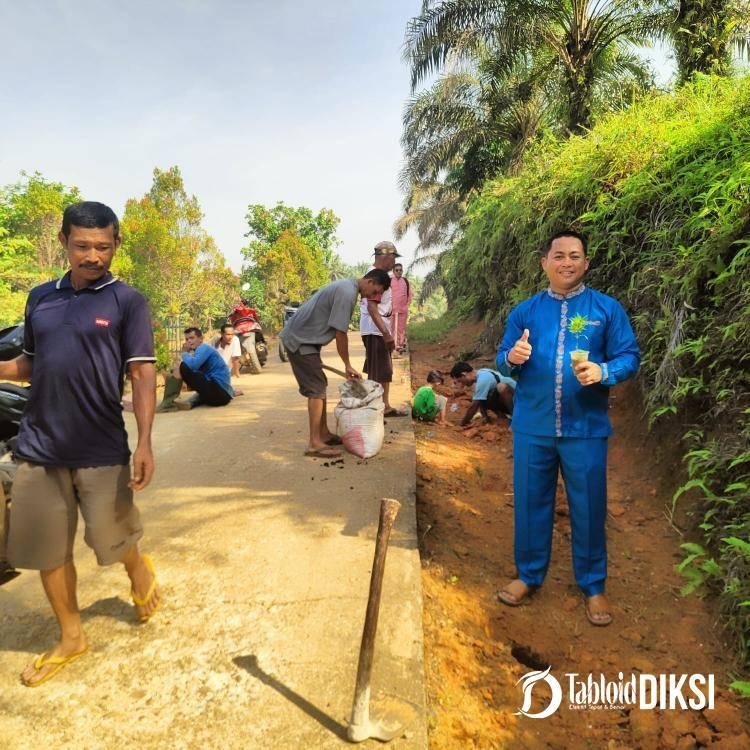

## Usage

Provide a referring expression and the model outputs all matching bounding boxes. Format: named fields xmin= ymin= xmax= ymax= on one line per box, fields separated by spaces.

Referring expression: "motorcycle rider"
xmin=228 ymin=299 xmax=263 ymax=362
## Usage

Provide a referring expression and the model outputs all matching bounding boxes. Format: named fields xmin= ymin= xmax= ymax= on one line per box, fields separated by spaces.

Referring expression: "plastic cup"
xmin=570 ymin=350 xmax=589 ymax=366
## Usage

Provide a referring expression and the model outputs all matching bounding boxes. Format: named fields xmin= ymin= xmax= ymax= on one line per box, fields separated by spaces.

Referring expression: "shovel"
xmin=321 ymin=364 xmax=369 ymax=399
xmin=320 ymin=363 xmax=349 ymax=379
xmin=347 ymin=497 xmax=404 ymax=743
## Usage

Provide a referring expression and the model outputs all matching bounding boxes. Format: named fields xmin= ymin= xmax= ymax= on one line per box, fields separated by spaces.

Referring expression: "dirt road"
xmin=0 ymin=336 xmax=427 ymax=749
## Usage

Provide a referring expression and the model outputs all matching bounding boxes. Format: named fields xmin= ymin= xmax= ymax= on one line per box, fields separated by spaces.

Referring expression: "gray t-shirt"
xmin=279 ymin=279 xmax=359 ymax=355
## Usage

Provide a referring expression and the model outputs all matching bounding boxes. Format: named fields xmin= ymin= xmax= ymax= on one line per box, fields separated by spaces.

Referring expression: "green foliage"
xmin=567 ymin=312 xmax=595 ymax=349
xmin=399 ymin=2 xmax=660 ymax=272
xmin=240 ymin=203 xmax=341 ymax=329
xmin=445 ymin=74 xmax=750 ymax=672
xmin=668 ymin=0 xmax=749 ymax=84
xmin=405 ymin=0 xmax=659 ymax=134
xmin=0 ymin=173 xmax=81 ymax=326
xmin=119 ymin=167 xmax=238 ymax=368
xmin=729 ymin=680 xmax=750 ymax=697
xmin=242 ymin=201 xmax=341 ymax=269
xmin=409 ymin=282 xmax=448 ymax=324
xmin=244 ymin=229 xmax=329 ymax=329
xmin=1 ymin=171 xmax=81 ymax=271
xmin=408 ymin=305 xmax=466 ymax=344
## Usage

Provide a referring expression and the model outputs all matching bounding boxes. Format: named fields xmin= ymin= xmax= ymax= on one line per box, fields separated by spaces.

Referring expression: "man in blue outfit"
xmin=496 ymin=230 xmax=640 ymax=626
xmin=173 ymin=327 xmax=233 ymax=410
xmin=449 ymin=361 xmax=515 ymax=425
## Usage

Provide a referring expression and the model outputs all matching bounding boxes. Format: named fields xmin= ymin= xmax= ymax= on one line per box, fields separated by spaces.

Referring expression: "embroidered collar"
xmin=546 ymin=283 xmax=586 ymax=301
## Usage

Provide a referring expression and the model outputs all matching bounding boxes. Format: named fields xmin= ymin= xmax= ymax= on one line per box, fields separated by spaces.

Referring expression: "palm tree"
xmin=401 ymin=54 xmax=547 ymax=188
xmin=396 ymin=50 xmax=547 ymax=269
xmin=654 ymin=0 xmax=750 ymax=83
xmin=405 ymin=0 xmax=659 ymax=133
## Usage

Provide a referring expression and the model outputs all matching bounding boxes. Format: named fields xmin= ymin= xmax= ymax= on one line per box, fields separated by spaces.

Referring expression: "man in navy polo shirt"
xmin=0 ymin=201 xmax=161 ymax=687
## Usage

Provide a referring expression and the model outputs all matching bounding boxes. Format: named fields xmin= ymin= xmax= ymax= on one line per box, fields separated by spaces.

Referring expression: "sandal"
xmin=21 ymin=648 xmax=89 ymax=687
xmin=584 ymin=595 xmax=612 ymax=627
xmin=304 ymin=448 xmax=342 ymax=458
xmin=497 ymin=579 xmax=532 ymax=606
xmin=131 ymin=554 xmax=160 ymax=622
xmin=324 ymin=435 xmax=343 ymax=446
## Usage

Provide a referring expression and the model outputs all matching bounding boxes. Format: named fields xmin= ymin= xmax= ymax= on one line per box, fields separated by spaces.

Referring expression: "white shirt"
xmin=214 ymin=335 xmax=241 ymax=365
xmin=359 ymin=266 xmax=392 ymax=337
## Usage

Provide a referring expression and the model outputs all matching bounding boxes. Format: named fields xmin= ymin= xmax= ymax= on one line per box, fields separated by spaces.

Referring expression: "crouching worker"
xmin=279 ymin=269 xmax=391 ymax=458
xmin=450 ymin=361 xmax=515 ymax=426
xmin=412 ymin=370 xmax=448 ymax=424
xmin=157 ymin=327 xmax=232 ymax=411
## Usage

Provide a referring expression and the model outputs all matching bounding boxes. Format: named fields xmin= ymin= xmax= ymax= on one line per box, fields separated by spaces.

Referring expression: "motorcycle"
xmin=0 ymin=324 xmax=27 ymax=451
xmin=278 ymin=301 xmax=300 ymax=363
xmin=0 ymin=323 xmax=26 ymax=584
xmin=228 ymin=302 xmax=268 ymax=374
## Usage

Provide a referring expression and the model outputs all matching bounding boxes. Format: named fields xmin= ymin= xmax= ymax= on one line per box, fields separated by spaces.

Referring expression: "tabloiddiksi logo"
xmin=514 ymin=666 xmax=563 ymax=719
xmin=514 ymin=668 xmax=715 ymax=718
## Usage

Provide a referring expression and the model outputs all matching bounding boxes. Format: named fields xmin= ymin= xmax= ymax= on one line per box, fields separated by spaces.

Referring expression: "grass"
xmin=408 ymin=306 xmax=465 ymax=343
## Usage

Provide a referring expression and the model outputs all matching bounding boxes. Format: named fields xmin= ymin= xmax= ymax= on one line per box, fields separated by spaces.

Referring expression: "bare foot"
xmin=21 ymin=636 xmax=88 ymax=686
xmin=497 ymin=578 xmax=531 ymax=606
xmin=129 ymin=555 xmax=161 ymax=621
xmin=585 ymin=594 xmax=612 ymax=626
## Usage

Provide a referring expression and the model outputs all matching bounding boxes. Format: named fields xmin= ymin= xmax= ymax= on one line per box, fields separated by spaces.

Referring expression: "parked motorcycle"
xmin=0 ymin=323 xmax=25 ymax=585
xmin=278 ymin=301 xmax=300 ymax=363
xmin=0 ymin=324 xmax=27 ymax=449
xmin=228 ymin=301 xmax=268 ymax=374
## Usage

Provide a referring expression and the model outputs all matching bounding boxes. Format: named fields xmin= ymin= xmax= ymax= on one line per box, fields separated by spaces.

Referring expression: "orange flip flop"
xmin=131 ymin=554 xmax=161 ymax=622
xmin=21 ymin=648 xmax=89 ymax=687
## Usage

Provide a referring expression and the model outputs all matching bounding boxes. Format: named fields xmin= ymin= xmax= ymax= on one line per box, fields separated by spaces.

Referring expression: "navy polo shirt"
xmin=15 ymin=271 xmax=155 ymax=468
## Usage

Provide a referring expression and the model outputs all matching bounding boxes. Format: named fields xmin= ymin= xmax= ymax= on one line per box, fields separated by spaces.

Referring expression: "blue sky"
xmin=0 ymin=1 xmax=674 ymax=271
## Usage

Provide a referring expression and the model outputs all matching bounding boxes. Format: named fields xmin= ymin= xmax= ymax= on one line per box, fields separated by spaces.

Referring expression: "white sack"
xmin=334 ymin=379 xmax=384 ymax=459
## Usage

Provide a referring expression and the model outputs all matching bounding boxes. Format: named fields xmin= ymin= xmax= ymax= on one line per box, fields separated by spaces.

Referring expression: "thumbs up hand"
xmin=508 ymin=328 xmax=532 ymax=365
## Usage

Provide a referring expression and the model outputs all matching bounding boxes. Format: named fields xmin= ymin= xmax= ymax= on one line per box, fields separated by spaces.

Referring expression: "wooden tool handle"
xmin=350 ymin=498 xmax=401 ymax=728
xmin=321 ymin=363 xmax=349 ymax=378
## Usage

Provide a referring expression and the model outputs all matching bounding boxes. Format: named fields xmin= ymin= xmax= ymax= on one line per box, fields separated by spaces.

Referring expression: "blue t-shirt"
xmin=16 ymin=272 xmax=155 ymax=468
xmin=181 ymin=343 xmax=232 ymax=396
xmin=473 ymin=369 xmax=516 ymax=401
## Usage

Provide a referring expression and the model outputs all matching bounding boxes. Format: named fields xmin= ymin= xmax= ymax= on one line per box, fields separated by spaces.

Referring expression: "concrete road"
xmin=0 ymin=336 xmax=426 ymax=749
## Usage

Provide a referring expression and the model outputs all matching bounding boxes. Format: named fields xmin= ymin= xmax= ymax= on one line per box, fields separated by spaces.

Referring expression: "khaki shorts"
xmin=7 ymin=461 xmax=143 ymax=570
xmin=288 ymin=349 xmax=328 ymax=399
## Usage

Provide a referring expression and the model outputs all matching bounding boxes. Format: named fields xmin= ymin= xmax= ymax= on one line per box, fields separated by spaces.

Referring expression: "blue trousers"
xmin=513 ymin=433 xmax=608 ymax=597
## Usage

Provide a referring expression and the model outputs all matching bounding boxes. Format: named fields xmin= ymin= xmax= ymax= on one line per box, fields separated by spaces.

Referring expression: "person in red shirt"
xmin=390 ymin=263 xmax=412 ymax=354
xmin=228 ymin=300 xmax=260 ymax=334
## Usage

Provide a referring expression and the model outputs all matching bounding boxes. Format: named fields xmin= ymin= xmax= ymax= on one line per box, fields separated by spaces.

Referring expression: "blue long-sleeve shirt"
xmin=497 ymin=285 xmax=640 ymax=438
xmin=181 ymin=343 xmax=233 ymax=396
